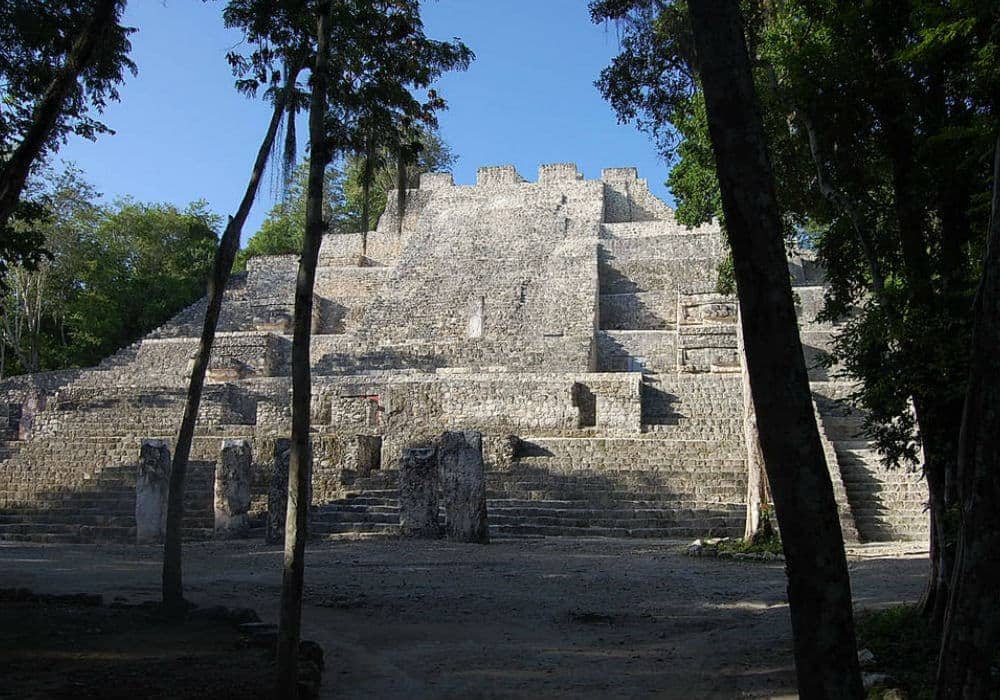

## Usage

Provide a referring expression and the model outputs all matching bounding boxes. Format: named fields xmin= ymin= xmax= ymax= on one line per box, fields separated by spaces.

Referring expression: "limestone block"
xmin=399 ymin=445 xmax=440 ymax=538
xmin=266 ymin=438 xmax=291 ymax=545
xmin=601 ymin=167 xmax=640 ymax=183
xmin=476 ymin=165 xmax=525 ymax=187
xmin=438 ymin=430 xmax=489 ymax=544
xmin=135 ymin=439 xmax=171 ymax=544
xmin=215 ymin=439 xmax=252 ymax=538
xmin=538 ymin=163 xmax=582 ymax=184
xmin=419 ymin=172 xmax=454 ymax=189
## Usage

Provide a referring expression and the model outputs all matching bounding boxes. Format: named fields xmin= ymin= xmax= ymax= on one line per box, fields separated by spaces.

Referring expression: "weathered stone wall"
xmin=601 ymin=168 xmax=675 ymax=223
xmin=356 ymin=164 xmax=601 ymax=372
xmin=0 ymin=162 xmax=923 ymax=544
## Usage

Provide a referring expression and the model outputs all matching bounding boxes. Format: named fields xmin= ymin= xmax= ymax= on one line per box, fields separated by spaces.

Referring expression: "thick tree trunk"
xmin=0 ymin=0 xmax=122 ymax=231
xmin=879 ymin=97 xmax=964 ymax=631
xmin=935 ymin=137 xmax=1000 ymax=699
xmin=274 ymin=4 xmax=332 ymax=696
xmin=918 ymin=397 xmax=962 ymax=633
xmin=687 ymin=2 xmax=863 ymax=696
xmin=738 ymin=306 xmax=769 ymax=538
xmin=160 ymin=66 xmax=300 ymax=610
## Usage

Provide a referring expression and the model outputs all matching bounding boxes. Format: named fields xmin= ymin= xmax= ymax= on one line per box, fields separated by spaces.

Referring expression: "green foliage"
xmin=0 ymin=1 xmax=136 ymax=274
xmin=717 ymin=510 xmax=782 ymax=556
xmin=223 ymin=0 xmax=473 ymax=155
xmin=715 ymin=255 xmax=735 ymax=295
xmin=855 ymin=605 xmax=935 ymax=699
xmin=592 ymin=0 xmax=1000 ymax=469
xmin=342 ymin=129 xmax=456 ymax=231
xmin=225 ymin=1 xmax=471 ymax=272
xmin=716 ymin=535 xmax=783 ymax=557
xmin=235 ymin=160 xmax=354 ymax=270
xmin=0 ymin=165 xmax=219 ymax=375
xmin=237 ymin=129 xmax=455 ymax=269
xmin=666 ymin=93 xmax=721 ymax=227
xmin=67 ymin=199 xmax=218 ymax=367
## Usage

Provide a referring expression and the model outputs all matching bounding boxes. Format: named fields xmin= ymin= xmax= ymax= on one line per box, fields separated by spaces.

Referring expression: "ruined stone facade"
xmin=0 ymin=164 xmax=927 ymax=543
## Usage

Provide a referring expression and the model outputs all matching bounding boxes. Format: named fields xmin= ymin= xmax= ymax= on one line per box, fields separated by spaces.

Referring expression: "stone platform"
xmin=0 ymin=164 xmax=927 ymax=544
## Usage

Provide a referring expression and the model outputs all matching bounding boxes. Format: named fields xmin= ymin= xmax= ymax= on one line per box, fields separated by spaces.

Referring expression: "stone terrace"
xmin=0 ymin=164 xmax=926 ymax=544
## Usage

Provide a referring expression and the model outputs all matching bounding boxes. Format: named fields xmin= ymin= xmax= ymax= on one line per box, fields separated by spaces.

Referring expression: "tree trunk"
xmin=738 ymin=305 xmax=769 ymax=538
xmin=360 ymin=135 xmax=374 ymax=257
xmin=161 ymin=64 xmax=300 ymax=610
xmin=274 ymin=4 xmax=333 ymax=696
xmin=687 ymin=2 xmax=863 ymax=696
xmin=395 ymin=150 xmax=407 ymax=236
xmin=0 ymin=0 xmax=122 ymax=231
xmin=918 ymin=397 xmax=962 ymax=633
xmin=935 ymin=137 xmax=1000 ymax=699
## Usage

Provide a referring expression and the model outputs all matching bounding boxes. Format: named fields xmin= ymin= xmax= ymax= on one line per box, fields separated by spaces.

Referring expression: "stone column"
xmin=439 ymin=430 xmax=489 ymax=543
xmin=215 ymin=439 xmax=252 ymax=538
xmin=266 ymin=438 xmax=291 ymax=545
xmin=399 ymin=445 xmax=439 ymax=538
xmin=135 ymin=439 xmax=171 ymax=544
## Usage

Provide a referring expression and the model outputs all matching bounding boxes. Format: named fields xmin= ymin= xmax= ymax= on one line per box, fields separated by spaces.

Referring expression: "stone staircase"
xmin=811 ymin=384 xmax=927 ymax=541
xmin=793 ymin=273 xmax=929 ymax=543
xmin=0 ymin=458 xmax=216 ymax=543
xmin=310 ymin=434 xmax=747 ymax=539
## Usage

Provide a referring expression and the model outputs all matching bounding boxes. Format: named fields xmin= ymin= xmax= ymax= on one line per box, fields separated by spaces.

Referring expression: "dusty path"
xmin=0 ymin=538 xmax=927 ymax=698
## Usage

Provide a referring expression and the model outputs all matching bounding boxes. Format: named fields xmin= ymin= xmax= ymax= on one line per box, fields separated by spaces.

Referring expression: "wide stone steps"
xmin=308 ymin=433 xmax=748 ymax=539
xmin=308 ymin=494 xmax=743 ymax=540
xmin=0 ymin=459 xmax=216 ymax=543
xmin=489 ymin=523 xmax=725 ymax=538
xmin=808 ymin=376 xmax=929 ymax=543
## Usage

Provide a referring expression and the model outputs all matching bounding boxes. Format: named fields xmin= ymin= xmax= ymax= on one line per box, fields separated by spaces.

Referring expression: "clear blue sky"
xmin=59 ymin=0 xmax=676 ymax=243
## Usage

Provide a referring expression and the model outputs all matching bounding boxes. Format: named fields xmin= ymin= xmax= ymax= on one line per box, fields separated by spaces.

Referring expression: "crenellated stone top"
xmin=414 ymin=163 xmax=651 ymax=190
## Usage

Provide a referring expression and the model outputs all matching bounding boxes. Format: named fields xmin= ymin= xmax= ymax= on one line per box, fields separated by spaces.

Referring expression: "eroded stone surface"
xmin=266 ymin=438 xmax=290 ymax=545
xmin=0 ymin=164 xmax=928 ymax=545
xmin=135 ymin=439 xmax=170 ymax=544
xmin=215 ymin=439 xmax=251 ymax=538
xmin=439 ymin=430 xmax=489 ymax=544
xmin=399 ymin=446 xmax=439 ymax=538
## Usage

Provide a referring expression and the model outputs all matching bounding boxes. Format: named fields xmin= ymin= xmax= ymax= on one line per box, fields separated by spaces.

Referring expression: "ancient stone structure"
xmin=135 ymin=439 xmax=170 ymax=544
xmin=215 ymin=439 xmax=252 ymax=538
xmin=0 ymin=164 xmax=928 ymax=543
xmin=266 ymin=438 xmax=291 ymax=545
xmin=439 ymin=431 xmax=489 ymax=543
xmin=399 ymin=445 xmax=440 ymax=538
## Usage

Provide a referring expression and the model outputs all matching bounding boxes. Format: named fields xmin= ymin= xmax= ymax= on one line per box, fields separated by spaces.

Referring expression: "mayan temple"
xmin=0 ymin=164 xmax=928 ymax=543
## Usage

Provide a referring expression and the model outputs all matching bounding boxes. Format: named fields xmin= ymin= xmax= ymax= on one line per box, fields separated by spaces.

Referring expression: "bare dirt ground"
xmin=0 ymin=592 xmax=274 ymax=699
xmin=0 ymin=537 xmax=928 ymax=699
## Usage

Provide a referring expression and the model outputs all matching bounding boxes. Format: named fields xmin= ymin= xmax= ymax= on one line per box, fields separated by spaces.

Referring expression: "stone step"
xmin=312 ymin=522 xmax=400 ymax=536
xmin=314 ymin=503 xmax=400 ymax=515
xmin=489 ymin=523 xmax=737 ymax=538
xmin=311 ymin=511 xmax=398 ymax=524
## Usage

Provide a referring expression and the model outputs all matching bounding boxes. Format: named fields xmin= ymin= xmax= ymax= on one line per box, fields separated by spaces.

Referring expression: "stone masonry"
xmin=0 ymin=164 xmax=927 ymax=543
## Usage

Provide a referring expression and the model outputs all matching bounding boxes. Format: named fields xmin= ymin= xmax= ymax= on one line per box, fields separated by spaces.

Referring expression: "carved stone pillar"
xmin=135 ymin=439 xmax=171 ymax=544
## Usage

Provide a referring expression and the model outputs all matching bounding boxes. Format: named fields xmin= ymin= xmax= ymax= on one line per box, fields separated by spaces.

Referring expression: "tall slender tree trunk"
xmin=687 ymin=2 xmax=863 ymax=696
xmin=395 ymin=150 xmax=408 ymax=236
xmin=935 ymin=137 xmax=1000 ymax=699
xmin=161 ymin=64 xmax=300 ymax=609
xmin=360 ymin=135 xmax=374 ymax=257
xmin=0 ymin=0 xmax=122 ymax=231
xmin=275 ymin=4 xmax=332 ymax=696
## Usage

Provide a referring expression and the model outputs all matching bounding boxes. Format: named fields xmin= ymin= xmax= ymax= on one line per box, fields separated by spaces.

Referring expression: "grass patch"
xmin=855 ymin=604 xmax=935 ymax=699
xmin=716 ymin=536 xmax=783 ymax=557
xmin=717 ymin=514 xmax=783 ymax=557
